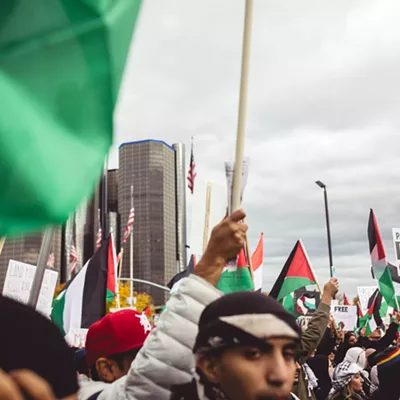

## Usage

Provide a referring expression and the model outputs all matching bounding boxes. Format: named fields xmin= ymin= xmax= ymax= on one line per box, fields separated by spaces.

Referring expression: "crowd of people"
xmin=1 ymin=209 xmax=400 ymax=400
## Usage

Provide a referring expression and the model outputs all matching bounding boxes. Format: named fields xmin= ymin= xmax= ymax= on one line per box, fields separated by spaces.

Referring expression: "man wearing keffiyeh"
xmin=171 ymin=291 xmax=303 ymax=400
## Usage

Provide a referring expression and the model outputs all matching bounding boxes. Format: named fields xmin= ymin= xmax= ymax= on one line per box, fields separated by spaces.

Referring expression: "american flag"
xmin=47 ymin=253 xmax=55 ymax=269
xmin=187 ymin=139 xmax=196 ymax=194
xmin=96 ymin=227 xmax=102 ymax=250
xmin=70 ymin=243 xmax=78 ymax=274
xmin=123 ymin=207 xmax=135 ymax=243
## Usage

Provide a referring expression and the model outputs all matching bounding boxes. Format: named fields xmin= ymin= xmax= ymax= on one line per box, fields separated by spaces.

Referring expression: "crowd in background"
xmin=1 ymin=210 xmax=400 ymax=400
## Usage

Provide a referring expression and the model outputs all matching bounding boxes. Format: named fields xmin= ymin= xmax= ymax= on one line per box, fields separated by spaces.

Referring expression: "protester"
xmin=334 ymin=332 xmax=358 ymax=365
xmin=368 ymin=347 xmax=400 ymax=400
xmin=344 ymin=348 xmax=366 ymax=370
xmin=307 ymin=355 xmax=332 ymax=400
xmin=292 ymin=278 xmax=339 ymax=400
xmin=171 ymin=291 xmax=302 ymax=399
xmin=0 ymin=296 xmax=78 ymax=399
xmin=77 ymin=209 xmax=249 ymax=399
xmin=328 ymin=361 xmax=366 ymax=400
xmin=0 ymin=369 xmax=76 ymax=400
xmin=357 ymin=314 xmax=400 ymax=352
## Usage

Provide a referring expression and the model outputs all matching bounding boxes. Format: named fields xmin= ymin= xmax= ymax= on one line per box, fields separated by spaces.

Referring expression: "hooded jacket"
xmin=78 ymin=274 xmax=222 ymax=400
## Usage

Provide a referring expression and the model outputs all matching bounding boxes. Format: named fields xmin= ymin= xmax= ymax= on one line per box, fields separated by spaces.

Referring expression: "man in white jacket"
xmin=79 ymin=209 xmax=300 ymax=400
xmin=79 ymin=209 xmax=247 ymax=400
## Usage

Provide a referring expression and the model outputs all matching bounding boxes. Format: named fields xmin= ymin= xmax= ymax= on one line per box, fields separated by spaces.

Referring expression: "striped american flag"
xmin=47 ymin=253 xmax=55 ymax=269
xmin=96 ymin=227 xmax=102 ymax=250
xmin=123 ymin=207 xmax=135 ymax=243
xmin=70 ymin=243 xmax=78 ymax=274
xmin=187 ymin=140 xmax=196 ymax=194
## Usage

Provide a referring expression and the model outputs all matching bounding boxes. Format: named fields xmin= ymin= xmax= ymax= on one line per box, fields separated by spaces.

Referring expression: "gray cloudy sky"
xmin=111 ymin=0 xmax=400 ymax=296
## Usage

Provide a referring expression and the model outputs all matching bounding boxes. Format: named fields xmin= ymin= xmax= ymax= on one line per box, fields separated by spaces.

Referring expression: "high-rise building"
xmin=119 ymin=140 xmax=177 ymax=305
xmin=0 ymin=229 xmax=62 ymax=292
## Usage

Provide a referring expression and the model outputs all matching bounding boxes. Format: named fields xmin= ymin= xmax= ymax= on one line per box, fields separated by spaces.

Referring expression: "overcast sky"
xmin=111 ymin=0 xmax=400 ymax=296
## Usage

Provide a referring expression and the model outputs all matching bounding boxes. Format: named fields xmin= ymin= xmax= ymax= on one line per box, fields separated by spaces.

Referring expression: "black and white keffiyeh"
xmin=330 ymin=361 xmax=362 ymax=395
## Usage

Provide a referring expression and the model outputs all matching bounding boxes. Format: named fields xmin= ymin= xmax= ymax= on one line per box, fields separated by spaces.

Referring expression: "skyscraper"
xmin=119 ymin=140 xmax=177 ymax=305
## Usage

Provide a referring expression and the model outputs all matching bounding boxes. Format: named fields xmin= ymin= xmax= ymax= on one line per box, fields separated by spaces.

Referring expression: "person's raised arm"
xmin=300 ymin=279 xmax=339 ymax=358
xmin=118 ymin=210 xmax=247 ymax=400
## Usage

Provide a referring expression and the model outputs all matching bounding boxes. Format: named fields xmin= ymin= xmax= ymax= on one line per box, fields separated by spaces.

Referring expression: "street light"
xmin=315 ymin=181 xmax=334 ymax=277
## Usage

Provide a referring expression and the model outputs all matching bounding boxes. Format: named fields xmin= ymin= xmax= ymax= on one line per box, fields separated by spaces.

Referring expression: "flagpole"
xmin=231 ymin=0 xmax=253 ymax=213
xmin=129 ymin=185 xmax=134 ymax=308
xmin=202 ymin=182 xmax=212 ymax=254
xmin=28 ymin=228 xmax=55 ymax=308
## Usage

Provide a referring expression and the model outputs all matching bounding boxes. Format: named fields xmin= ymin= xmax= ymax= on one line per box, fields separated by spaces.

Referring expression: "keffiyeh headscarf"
xmin=329 ymin=361 xmax=362 ymax=395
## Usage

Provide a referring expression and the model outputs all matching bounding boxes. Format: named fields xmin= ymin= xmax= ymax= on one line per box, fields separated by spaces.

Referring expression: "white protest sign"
xmin=2 ymin=260 xmax=58 ymax=317
xmin=357 ymin=286 xmax=378 ymax=315
xmin=65 ymin=328 xmax=88 ymax=348
xmin=392 ymin=228 xmax=400 ymax=275
xmin=331 ymin=305 xmax=357 ymax=331
xmin=297 ymin=316 xmax=312 ymax=331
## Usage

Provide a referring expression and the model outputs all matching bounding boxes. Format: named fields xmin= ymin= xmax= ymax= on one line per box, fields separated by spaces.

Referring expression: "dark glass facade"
xmin=119 ymin=140 xmax=177 ymax=305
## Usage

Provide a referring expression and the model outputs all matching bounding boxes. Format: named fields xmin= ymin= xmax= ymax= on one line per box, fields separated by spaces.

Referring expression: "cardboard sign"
xmin=331 ymin=305 xmax=357 ymax=331
xmin=65 ymin=328 xmax=88 ymax=348
xmin=2 ymin=259 xmax=58 ymax=317
xmin=392 ymin=228 xmax=400 ymax=275
xmin=297 ymin=316 xmax=312 ymax=331
xmin=293 ymin=288 xmax=320 ymax=318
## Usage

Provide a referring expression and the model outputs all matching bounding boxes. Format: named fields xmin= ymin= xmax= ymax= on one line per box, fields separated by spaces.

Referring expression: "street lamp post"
xmin=316 ymin=181 xmax=334 ymax=278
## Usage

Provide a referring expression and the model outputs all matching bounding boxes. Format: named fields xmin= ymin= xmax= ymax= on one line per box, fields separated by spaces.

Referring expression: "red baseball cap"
xmin=86 ymin=309 xmax=151 ymax=366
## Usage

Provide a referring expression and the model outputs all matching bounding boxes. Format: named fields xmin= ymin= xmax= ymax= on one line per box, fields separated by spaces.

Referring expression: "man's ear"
xmin=197 ymin=356 xmax=220 ymax=384
xmin=95 ymin=358 xmax=116 ymax=383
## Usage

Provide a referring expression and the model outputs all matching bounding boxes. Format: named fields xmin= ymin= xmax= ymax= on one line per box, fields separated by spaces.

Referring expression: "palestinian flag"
xmin=106 ymin=234 xmax=118 ymax=302
xmin=368 ymin=210 xmax=397 ymax=308
xmin=269 ymin=240 xmax=317 ymax=302
xmin=0 ymin=0 xmax=142 ymax=236
xmin=51 ymin=236 xmax=114 ymax=337
xmin=251 ymin=233 xmax=264 ymax=291
xmin=343 ymin=293 xmax=351 ymax=306
xmin=217 ymin=248 xmax=254 ymax=294
xmin=282 ymin=293 xmax=295 ymax=314
xmin=359 ymin=289 xmax=384 ymax=334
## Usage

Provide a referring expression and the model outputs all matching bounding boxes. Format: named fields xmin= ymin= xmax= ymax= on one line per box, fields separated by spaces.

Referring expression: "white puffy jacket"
xmin=78 ymin=274 xmax=222 ymax=400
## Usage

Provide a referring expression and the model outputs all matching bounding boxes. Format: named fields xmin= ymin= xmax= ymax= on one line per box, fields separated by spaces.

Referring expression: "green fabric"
xmin=379 ymin=267 xmax=396 ymax=308
xmin=106 ymin=288 xmax=115 ymax=303
xmin=282 ymin=294 xmax=295 ymax=314
xmin=277 ymin=277 xmax=315 ymax=302
xmin=217 ymin=267 xmax=254 ymax=294
xmin=0 ymin=0 xmax=142 ymax=235
xmin=51 ymin=290 xmax=66 ymax=335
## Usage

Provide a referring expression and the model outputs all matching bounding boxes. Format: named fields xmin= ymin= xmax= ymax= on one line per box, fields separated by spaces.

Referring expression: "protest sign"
xmin=2 ymin=259 xmax=58 ymax=317
xmin=293 ymin=288 xmax=320 ymax=318
xmin=392 ymin=228 xmax=400 ymax=275
xmin=297 ymin=316 xmax=312 ymax=331
xmin=331 ymin=305 xmax=357 ymax=331
xmin=65 ymin=329 xmax=88 ymax=348
xmin=357 ymin=286 xmax=378 ymax=315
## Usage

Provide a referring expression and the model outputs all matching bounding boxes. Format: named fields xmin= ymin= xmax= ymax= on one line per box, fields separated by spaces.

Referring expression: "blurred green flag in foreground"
xmin=0 ymin=0 xmax=142 ymax=235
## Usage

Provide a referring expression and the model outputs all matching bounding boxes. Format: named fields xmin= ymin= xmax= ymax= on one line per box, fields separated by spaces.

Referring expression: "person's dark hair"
xmin=0 ymin=296 xmax=79 ymax=398
xmin=89 ymin=346 xmax=141 ymax=381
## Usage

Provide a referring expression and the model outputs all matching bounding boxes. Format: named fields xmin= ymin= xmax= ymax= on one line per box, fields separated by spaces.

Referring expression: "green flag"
xmin=0 ymin=0 xmax=142 ymax=235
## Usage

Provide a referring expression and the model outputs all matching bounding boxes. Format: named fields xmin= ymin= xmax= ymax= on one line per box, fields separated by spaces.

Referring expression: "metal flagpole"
xmin=129 ymin=185 xmax=134 ymax=307
xmin=28 ymin=228 xmax=55 ymax=308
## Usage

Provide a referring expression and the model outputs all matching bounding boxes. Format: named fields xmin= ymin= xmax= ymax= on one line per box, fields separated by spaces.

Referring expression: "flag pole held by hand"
xmin=231 ymin=0 xmax=254 ymax=213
